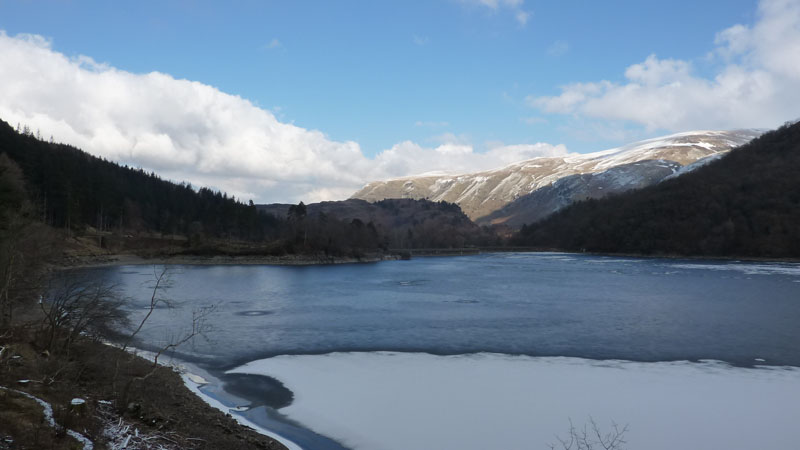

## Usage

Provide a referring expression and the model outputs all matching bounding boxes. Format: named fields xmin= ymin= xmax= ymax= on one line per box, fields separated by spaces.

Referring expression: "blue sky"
xmin=0 ymin=0 xmax=758 ymax=152
xmin=1 ymin=0 xmax=797 ymax=202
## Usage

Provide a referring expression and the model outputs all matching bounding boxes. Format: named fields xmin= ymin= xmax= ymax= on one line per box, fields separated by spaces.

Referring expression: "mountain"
xmin=351 ymin=130 xmax=761 ymax=227
xmin=513 ymin=121 xmax=800 ymax=258
xmin=479 ymin=159 xmax=682 ymax=229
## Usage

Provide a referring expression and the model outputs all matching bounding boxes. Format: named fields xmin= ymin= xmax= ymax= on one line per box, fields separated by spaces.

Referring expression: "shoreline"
xmin=58 ymin=240 xmax=800 ymax=270
xmin=59 ymin=252 xmax=402 ymax=269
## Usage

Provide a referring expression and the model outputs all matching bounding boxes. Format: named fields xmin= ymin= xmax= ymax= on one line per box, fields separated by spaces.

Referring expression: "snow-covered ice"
xmin=230 ymin=352 xmax=800 ymax=450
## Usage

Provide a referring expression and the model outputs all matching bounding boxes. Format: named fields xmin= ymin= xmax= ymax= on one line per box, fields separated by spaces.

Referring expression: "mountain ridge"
xmin=352 ymin=130 xmax=762 ymax=226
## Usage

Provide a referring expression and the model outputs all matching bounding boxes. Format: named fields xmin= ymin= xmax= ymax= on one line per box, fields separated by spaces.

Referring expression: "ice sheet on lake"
xmin=671 ymin=262 xmax=800 ymax=276
xmin=229 ymin=352 xmax=800 ymax=450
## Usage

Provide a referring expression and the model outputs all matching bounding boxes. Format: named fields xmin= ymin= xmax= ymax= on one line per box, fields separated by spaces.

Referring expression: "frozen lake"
xmin=82 ymin=253 xmax=800 ymax=449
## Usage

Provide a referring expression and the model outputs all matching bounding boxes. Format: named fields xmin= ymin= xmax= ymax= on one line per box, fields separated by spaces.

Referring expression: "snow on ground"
xmin=230 ymin=352 xmax=800 ymax=450
xmin=0 ymin=386 xmax=94 ymax=450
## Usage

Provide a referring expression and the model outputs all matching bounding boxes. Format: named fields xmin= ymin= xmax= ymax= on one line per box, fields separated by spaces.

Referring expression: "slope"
xmin=513 ymin=121 xmax=800 ymax=258
xmin=258 ymin=198 xmax=499 ymax=249
xmin=0 ymin=119 xmax=276 ymax=241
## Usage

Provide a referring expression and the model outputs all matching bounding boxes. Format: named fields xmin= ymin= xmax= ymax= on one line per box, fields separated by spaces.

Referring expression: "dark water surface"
xmin=84 ymin=253 xmax=800 ymax=368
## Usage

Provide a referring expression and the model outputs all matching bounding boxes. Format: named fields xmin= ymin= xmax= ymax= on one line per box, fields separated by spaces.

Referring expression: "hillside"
xmin=258 ymin=198 xmax=499 ymax=249
xmin=479 ymin=159 xmax=680 ymax=229
xmin=0 ymin=118 xmax=495 ymax=259
xmin=352 ymin=130 xmax=761 ymax=226
xmin=0 ymin=119 xmax=277 ymax=241
xmin=513 ymin=121 xmax=800 ymax=258
xmin=0 ymin=120 xmax=417 ymax=259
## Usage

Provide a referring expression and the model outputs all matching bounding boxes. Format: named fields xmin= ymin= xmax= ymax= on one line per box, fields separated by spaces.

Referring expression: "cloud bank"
xmin=530 ymin=0 xmax=800 ymax=133
xmin=0 ymin=31 xmax=564 ymax=203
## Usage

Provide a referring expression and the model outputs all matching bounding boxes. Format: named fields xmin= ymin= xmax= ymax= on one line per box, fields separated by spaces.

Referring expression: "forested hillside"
xmin=514 ymin=121 xmax=800 ymax=258
xmin=259 ymin=198 xmax=500 ymax=249
xmin=0 ymin=120 xmax=279 ymax=240
xmin=0 ymin=119 xmax=492 ymax=257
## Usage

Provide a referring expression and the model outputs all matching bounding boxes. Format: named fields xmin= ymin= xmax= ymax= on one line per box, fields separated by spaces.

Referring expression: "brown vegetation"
xmin=1 ymin=322 xmax=286 ymax=449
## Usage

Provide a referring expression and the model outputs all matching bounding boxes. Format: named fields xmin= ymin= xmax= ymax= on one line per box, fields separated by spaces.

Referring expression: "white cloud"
xmin=530 ymin=0 xmax=800 ymax=133
xmin=514 ymin=10 xmax=530 ymax=26
xmin=623 ymin=55 xmax=692 ymax=86
xmin=546 ymin=40 xmax=569 ymax=57
xmin=0 ymin=31 xmax=566 ymax=203
xmin=415 ymin=120 xmax=450 ymax=127
xmin=485 ymin=142 xmax=568 ymax=165
xmin=265 ymin=38 xmax=281 ymax=49
xmin=520 ymin=116 xmax=548 ymax=125
xmin=458 ymin=0 xmax=530 ymax=26
xmin=412 ymin=34 xmax=429 ymax=46
xmin=372 ymin=139 xmax=567 ymax=178
xmin=467 ymin=0 xmax=523 ymax=8
xmin=533 ymin=81 xmax=611 ymax=114
xmin=429 ymin=132 xmax=472 ymax=146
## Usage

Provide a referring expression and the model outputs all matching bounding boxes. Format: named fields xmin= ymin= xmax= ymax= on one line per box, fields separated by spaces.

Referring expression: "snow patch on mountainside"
xmin=352 ymin=130 xmax=761 ymax=222
xmin=664 ymin=153 xmax=727 ymax=180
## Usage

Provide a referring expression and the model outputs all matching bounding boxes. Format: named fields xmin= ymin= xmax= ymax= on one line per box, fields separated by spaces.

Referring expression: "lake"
xmin=81 ymin=253 xmax=800 ymax=450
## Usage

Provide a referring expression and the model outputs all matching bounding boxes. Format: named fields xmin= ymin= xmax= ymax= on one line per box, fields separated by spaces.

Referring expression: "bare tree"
xmin=119 ymin=267 xmax=215 ymax=364
xmin=147 ymin=303 xmax=215 ymax=368
xmin=114 ymin=266 xmax=216 ymax=407
xmin=549 ymin=418 xmax=629 ymax=450
xmin=119 ymin=266 xmax=170 ymax=355
xmin=39 ymin=275 xmax=130 ymax=354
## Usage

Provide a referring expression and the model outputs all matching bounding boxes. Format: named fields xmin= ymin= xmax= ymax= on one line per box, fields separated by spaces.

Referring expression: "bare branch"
xmin=147 ymin=304 xmax=216 ymax=370
xmin=39 ymin=274 xmax=128 ymax=353
xmin=112 ymin=266 xmax=218 ymax=410
xmin=550 ymin=417 xmax=629 ymax=450
xmin=121 ymin=266 xmax=169 ymax=354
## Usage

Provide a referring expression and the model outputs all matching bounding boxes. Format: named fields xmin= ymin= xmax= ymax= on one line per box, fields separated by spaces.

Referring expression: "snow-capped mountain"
xmin=351 ymin=130 xmax=762 ymax=227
